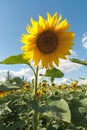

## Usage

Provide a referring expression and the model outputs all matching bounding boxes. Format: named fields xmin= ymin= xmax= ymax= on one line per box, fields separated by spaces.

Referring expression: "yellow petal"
xmin=31 ymin=18 xmax=37 ymax=26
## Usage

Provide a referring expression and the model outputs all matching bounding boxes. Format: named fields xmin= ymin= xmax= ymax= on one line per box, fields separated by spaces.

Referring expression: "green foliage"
xmin=0 ymin=82 xmax=87 ymax=130
xmin=0 ymin=53 xmax=29 ymax=65
xmin=0 ymin=82 xmax=20 ymax=91
xmin=9 ymin=77 xmax=23 ymax=86
xmin=70 ymin=58 xmax=87 ymax=66
xmin=0 ymin=92 xmax=32 ymax=130
xmin=40 ymin=67 xmax=64 ymax=78
xmin=45 ymin=67 xmax=64 ymax=78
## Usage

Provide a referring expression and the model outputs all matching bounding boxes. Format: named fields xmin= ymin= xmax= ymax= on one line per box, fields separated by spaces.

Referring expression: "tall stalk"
xmin=33 ymin=66 xmax=38 ymax=130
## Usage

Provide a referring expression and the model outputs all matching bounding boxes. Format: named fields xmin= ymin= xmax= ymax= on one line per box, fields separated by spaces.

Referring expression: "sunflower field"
xmin=0 ymin=12 xmax=87 ymax=130
xmin=0 ymin=74 xmax=87 ymax=130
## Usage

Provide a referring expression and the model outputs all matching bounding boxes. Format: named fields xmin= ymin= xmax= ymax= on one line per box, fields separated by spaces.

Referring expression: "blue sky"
xmin=0 ymin=0 xmax=87 ymax=82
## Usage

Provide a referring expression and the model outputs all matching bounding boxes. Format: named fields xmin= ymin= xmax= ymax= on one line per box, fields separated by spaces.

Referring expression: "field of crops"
xmin=0 ymin=77 xmax=87 ymax=130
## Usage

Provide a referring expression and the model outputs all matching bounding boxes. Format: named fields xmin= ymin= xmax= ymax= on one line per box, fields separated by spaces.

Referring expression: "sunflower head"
xmin=0 ymin=91 xmax=10 ymax=98
xmin=36 ymin=89 xmax=42 ymax=98
xmin=21 ymin=12 xmax=75 ymax=69
xmin=71 ymin=81 xmax=78 ymax=91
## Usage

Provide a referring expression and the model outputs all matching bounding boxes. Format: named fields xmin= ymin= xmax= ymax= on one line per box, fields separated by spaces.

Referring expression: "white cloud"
xmin=10 ymin=68 xmax=34 ymax=80
xmin=58 ymin=50 xmax=81 ymax=73
xmin=58 ymin=59 xmax=81 ymax=73
xmin=82 ymin=32 xmax=87 ymax=49
xmin=0 ymin=75 xmax=6 ymax=82
xmin=56 ymin=78 xmax=71 ymax=85
xmin=0 ymin=68 xmax=47 ymax=82
xmin=53 ymin=50 xmax=80 ymax=73
xmin=78 ymin=78 xmax=87 ymax=86
xmin=61 ymin=78 xmax=69 ymax=83
xmin=0 ymin=68 xmax=34 ymax=82
xmin=70 ymin=50 xmax=78 ymax=58
xmin=0 ymin=70 xmax=8 ymax=82
xmin=56 ymin=77 xmax=87 ymax=86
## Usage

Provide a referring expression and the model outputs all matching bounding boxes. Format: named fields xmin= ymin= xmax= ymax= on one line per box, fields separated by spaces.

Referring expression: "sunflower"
xmin=36 ymin=89 xmax=42 ymax=98
xmin=21 ymin=12 xmax=75 ymax=68
xmin=0 ymin=91 xmax=10 ymax=98
xmin=71 ymin=81 xmax=78 ymax=91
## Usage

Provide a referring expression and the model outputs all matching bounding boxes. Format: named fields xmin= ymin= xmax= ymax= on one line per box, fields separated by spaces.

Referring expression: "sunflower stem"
xmin=33 ymin=66 xmax=38 ymax=130
xmin=34 ymin=66 xmax=38 ymax=100
xmin=28 ymin=63 xmax=36 ymax=76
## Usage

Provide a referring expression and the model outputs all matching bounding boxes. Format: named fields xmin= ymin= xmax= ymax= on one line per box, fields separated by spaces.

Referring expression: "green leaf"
xmin=67 ymin=125 xmax=78 ymax=130
xmin=80 ymin=97 xmax=87 ymax=106
xmin=70 ymin=58 xmax=87 ymax=66
xmin=39 ymin=128 xmax=46 ymax=130
xmin=69 ymin=99 xmax=86 ymax=126
xmin=0 ymin=123 xmax=15 ymax=130
xmin=47 ymin=126 xmax=57 ymax=130
xmin=49 ymin=98 xmax=71 ymax=123
xmin=44 ymin=67 xmax=64 ymax=78
xmin=0 ymin=53 xmax=29 ymax=65
xmin=28 ymin=100 xmax=39 ymax=111
xmin=79 ymin=97 xmax=87 ymax=114
xmin=40 ymin=98 xmax=71 ymax=123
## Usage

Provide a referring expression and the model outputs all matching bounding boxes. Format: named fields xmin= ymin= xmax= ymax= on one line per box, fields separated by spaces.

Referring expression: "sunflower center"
xmin=37 ymin=30 xmax=58 ymax=54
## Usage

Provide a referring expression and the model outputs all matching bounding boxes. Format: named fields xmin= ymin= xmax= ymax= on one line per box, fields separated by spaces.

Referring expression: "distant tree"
xmin=10 ymin=77 xmax=23 ymax=86
xmin=6 ymin=71 xmax=11 ymax=82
